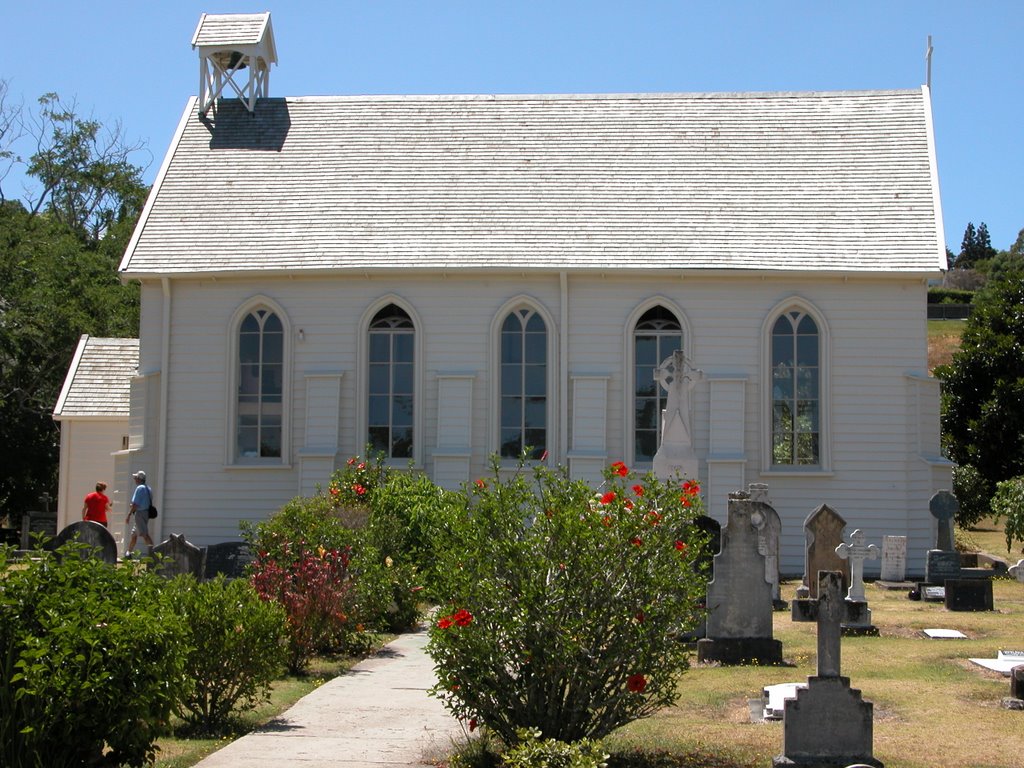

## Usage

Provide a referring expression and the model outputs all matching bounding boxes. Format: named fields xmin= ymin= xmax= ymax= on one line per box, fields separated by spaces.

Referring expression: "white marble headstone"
xmin=880 ymin=535 xmax=907 ymax=582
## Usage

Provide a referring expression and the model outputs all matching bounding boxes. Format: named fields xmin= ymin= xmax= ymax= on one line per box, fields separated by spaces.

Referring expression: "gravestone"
xmin=798 ymin=504 xmax=849 ymax=599
xmin=150 ymin=534 xmax=207 ymax=579
xmin=969 ymin=650 xmax=1024 ymax=675
xmin=923 ymin=628 xmax=967 ymax=639
xmin=1011 ymin=666 xmax=1024 ymax=700
xmin=879 ymin=535 xmax=907 ymax=582
xmin=20 ymin=510 xmax=58 ymax=549
xmin=776 ymin=571 xmax=883 ymax=768
xmin=46 ymin=521 xmax=118 ymax=564
xmin=651 ymin=350 xmax=703 ymax=481
xmin=696 ymin=489 xmax=783 ymax=665
xmin=203 ymin=541 xmax=254 ymax=580
xmin=924 ymin=550 xmax=961 ymax=586
xmin=944 ymin=579 xmax=993 ymax=612
xmin=1009 ymin=559 xmax=1024 ymax=583
xmin=681 ymin=515 xmax=722 ymax=642
xmin=835 ymin=529 xmax=880 ymax=634
xmin=930 ymin=490 xmax=958 ymax=551
xmin=749 ymin=484 xmax=784 ymax=607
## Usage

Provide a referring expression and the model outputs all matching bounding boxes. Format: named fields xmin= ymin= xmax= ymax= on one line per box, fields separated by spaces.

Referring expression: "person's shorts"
xmin=132 ymin=510 xmax=151 ymax=538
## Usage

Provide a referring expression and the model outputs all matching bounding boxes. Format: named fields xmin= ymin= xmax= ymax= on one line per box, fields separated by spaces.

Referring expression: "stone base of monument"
xmin=773 ymin=598 xmax=790 ymax=611
xmin=944 ymin=578 xmax=994 ymax=611
xmin=771 ymin=676 xmax=883 ymax=768
xmin=837 ymin=599 xmax=878 ymax=637
xmin=696 ymin=636 xmax=784 ymax=665
xmin=910 ymin=583 xmax=946 ymax=602
xmin=875 ymin=580 xmax=915 ymax=591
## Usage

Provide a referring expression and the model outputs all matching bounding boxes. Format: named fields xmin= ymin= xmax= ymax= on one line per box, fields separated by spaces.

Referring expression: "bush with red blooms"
xmin=427 ymin=458 xmax=708 ymax=744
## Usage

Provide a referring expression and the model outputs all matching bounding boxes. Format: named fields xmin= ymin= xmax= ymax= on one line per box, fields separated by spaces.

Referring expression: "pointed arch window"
xmin=368 ymin=304 xmax=414 ymax=459
xmin=237 ymin=309 xmax=284 ymax=459
xmin=633 ymin=306 xmax=684 ymax=463
xmin=500 ymin=308 xmax=547 ymax=460
xmin=770 ymin=310 xmax=820 ymax=466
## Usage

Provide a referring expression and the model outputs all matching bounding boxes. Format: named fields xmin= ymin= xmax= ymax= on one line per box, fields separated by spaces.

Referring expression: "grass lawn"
xmin=606 ymin=576 xmax=1024 ymax=768
xmin=927 ymin=318 xmax=966 ymax=370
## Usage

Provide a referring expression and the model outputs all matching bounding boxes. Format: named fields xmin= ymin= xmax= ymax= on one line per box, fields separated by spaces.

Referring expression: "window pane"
xmin=501 ymin=396 xmax=522 ymax=429
xmin=524 ymin=396 xmax=546 ymax=429
xmin=502 ymin=313 xmax=520 ymax=333
xmin=262 ymin=331 xmax=283 ymax=365
xmin=797 ymin=315 xmax=817 ymax=335
xmin=524 ymin=429 xmax=546 ymax=457
xmin=772 ymin=432 xmax=793 ymax=465
xmin=239 ymin=333 xmax=260 ymax=364
xmin=240 ymin=314 xmax=259 ymax=334
xmin=501 ymin=364 xmax=521 ymax=396
xmin=261 ymin=364 xmax=282 ymax=397
xmin=772 ymin=366 xmax=793 ymax=399
xmin=392 ymin=395 xmax=413 ymax=427
xmin=393 ymin=363 xmax=414 ymax=394
xmin=525 ymin=313 xmax=545 ymax=333
xmin=796 ymin=367 xmax=818 ymax=399
xmin=662 ymin=334 xmax=684 ymax=357
xmin=263 ymin=313 xmax=282 ymax=334
xmin=368 ymin=395 xmax=388 ymax=426
xmin=368 ymin=426 xmax=389 ymax=454
xmin=500 ymin=428 xmax=522 ymax=458
xmin=635 ymin=431 xmax=657 ymax=462
xmin=392 ymin=427 xmax=413 ymax=458
xmin=796 ymin=400 xmax=819 ymax=431
xmin=239 ymin=364 xmax=260 ymax=395
xmin=772 ymin=316 xmax=792 ymax=335
xmin=260 ymin=427 xmax=282 ymax=458
xmin=501 ymin=332 xmax=522 ymax=364
xmin=796 ymin=334 xmax=818 ymax=366
xmin=636 ymin=399 xmax=658 ymax=430
xmin=369 ymin=363 xmax=390 ymax=394
xmin=796 ymin=433 xmax=819 ymax=464
xmin=369 ymin=333 xmax=390 ymax=362
xmin=524 ymin=365 xmax=546 ymax=396
xmin=635 ymin=366 xmax=657 ymax=397
xmin=237 ymin=426 xmax=259 ymax=457
xmin=393 ymin=332 xmax=414 ymax=361
xmin=524 ymin=331 xmax=546 ymax=364
xmin=635 ymin=335 xmax=657 ymax=365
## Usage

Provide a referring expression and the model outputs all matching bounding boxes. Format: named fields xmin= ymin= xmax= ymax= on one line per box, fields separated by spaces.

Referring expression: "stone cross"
xmin=652 ymin=350 xmax=703 ymax=481
xmin=836 ymin=529 xmax=880 ymax=602
xmin=929 ymin=490 xmax=958 ymax=552
xmin=791 ymin=571 xmax=846 ymax=678
xmin=39 ymin=492 xmax=53 ymax=513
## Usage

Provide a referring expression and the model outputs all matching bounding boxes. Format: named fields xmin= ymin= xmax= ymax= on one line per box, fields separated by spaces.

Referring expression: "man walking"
xmin=126 ymin=470 xmax=155 ymax=555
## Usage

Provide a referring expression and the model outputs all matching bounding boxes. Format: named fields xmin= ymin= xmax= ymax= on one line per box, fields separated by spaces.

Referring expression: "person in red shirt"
xmin=82 ymin=482 xmax=112 ymax=527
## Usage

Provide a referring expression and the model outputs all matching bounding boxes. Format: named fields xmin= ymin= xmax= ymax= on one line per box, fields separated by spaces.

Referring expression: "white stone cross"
xmin=835 ymin=529 xmax=879 ymax=602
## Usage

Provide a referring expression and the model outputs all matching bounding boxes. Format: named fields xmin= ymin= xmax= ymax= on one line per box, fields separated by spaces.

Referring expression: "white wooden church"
xmin=103 ymin=12 xmax=951 ymax=574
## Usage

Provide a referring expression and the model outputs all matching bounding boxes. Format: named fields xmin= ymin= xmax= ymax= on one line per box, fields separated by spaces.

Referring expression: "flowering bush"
xmin=249 ymin=543 xmax=356 ymax=672
xmin=427 ymin=459 xmax=709 ymax=743
xmin=328 ymin=452 xmax=390 ymax=512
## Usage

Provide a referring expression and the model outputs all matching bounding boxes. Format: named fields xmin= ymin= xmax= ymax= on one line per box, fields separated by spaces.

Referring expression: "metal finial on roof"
xmin=192 ymin=12 xmax=277 ymax=116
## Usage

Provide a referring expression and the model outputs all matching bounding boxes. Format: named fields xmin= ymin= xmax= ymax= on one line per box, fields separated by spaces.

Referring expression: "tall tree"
xmin=0 ymin=88 xmax=146 ymax=524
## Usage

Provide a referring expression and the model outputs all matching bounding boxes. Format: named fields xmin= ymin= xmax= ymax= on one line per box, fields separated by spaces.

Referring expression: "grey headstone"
xmin=20 ymin=511 xmax=58 ymax=549
xmin=697 ymin=490 xmax=782 ymax=665
xmin=802 ymin=504 xmax=849 ymax=599
xmin=836 ymin=529 xmax=879 ymax=602
xmin=880 ymin=535 xmax=907 ymax=582
xmin=929 ymin=490 xmax=958 ymax=552
xmin=150 ymin=534 xmax=207 ymax=579
xmin=203 ymin=541 xmax=254 ymax=580
xmin=750 ymin=488 xmax=782 ymax=604
xmin=1009 ymin=559 xmax=1024 ymax=583
xmin=1011 ymin=665 xmax=1024 ymax=700
xmin=48 ymin=521 xmax=118 ymax=564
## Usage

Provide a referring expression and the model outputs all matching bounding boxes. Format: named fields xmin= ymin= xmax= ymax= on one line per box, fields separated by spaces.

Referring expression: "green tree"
xmin=937 ymin=266 xmax=1024 ymax=525
xmin=0 ymin=89 xmax=146 ymax=523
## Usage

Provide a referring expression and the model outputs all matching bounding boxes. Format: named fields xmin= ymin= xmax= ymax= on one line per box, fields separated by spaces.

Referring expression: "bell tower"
xmin=192 ymin=12 xmax=277 ymax=116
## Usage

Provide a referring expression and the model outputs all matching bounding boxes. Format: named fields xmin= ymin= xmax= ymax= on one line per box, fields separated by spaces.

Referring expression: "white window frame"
xmin=226 ymin=295 xmax=292 ymax=467
xmin=356 ymin=296 xmax=424 ymax=468
xmin=489 ymin=296 xmax=558 ymax=465
xmin=623 ymin=298 xmax=691 ymax=469
xmin=760 ymin=296 xmax=831 ymax=474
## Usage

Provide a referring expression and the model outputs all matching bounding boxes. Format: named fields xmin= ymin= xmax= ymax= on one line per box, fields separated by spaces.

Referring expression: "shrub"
xmin=165 ymin=575 xmax=288 ymax=732
xmin=0 ymin=544 xmax=188 ymax=768
xmin=503 ymin=728 xmax=609 ymax=768
xmin=427 ymin=459 xmax=708 ymax=744
xmin=991 ymin=476 xmax=1024 ymax=553
xmin=951 ymin=464 xmax=993 ymax=529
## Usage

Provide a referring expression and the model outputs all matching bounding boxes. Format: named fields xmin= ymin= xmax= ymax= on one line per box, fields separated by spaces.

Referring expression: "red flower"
xmin=353 ymin=483 xmax=367 ymax=496
xmin=437 ymin=616 xmax=453 ymax=629
xmin=611 ymin=461 xmax=629 ymax=477
xmin=632 ymin=484 xmax=645 ymax=496
xmin=469 ymin=718 xmax=478 ymax=732
xmin=602 ymin=515 xmax=612 ymax=527
xmin=635 ymin=611 xmax=645 ymax=623
xmin=329 ymin=486 xmax=340 ymax=497
xmin=624 ymin=499 xmax=635 ymax=510
xmin=453 ymin=608 xmax=474 ymax=627
xmin=347 ymin=457 xmax=357 ymax=466
xmin=627 ymin=673 xmax=648 ymax=693
xmin=631 ymin=536 xmax=643 ymax=547
xmin=681 ymin=479 xmax=701 ymax=496
xmin=600 ymin=491 xmax=617 ymax=505
xmin=680 ymin=495 xmax=692 ymax=507
xmin=675 ymin=540 xmax=687 ymax=552
xmin=648 ymin=510 xmax=661 ymax=525
xmin=540 ymin=450 xmax=549 ymax=461
xmin=474 ymin=478 xmax=486 ymax=489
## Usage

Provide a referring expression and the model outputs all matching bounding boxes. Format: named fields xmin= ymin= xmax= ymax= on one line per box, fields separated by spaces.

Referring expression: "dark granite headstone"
xmin=203 ymin=541 xmax=254 ymax=580
xmin=47 ymin=521 xmax=118 ymax=564
xmin=20 ymin=511 xmax=58 ymax=549
xmin=925 ymin=549 xmax=962 ymax=584
xmin=944 ymin=579 xmax=993 ymax=612
xmin=929 ymin=490 xmax=958 ymax=552
xmin=801 ymin=504 xmax=849 ymax=599
xmin=1011 ymin=666 xmax=1024 ymax=700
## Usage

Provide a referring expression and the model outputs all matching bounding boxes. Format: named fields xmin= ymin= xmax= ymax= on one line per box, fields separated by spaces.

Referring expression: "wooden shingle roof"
xmin=53 ymin=336 xmax=139 ymax=419
xmin=121 ymin=88 xmax=946 ymax=277
xmin=191 ymin=12 xmax=273 ymax=50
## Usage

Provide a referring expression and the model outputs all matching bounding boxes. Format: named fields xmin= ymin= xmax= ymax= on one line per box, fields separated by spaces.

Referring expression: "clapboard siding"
xmin=138 ymin=271 xmax=946 ymax=575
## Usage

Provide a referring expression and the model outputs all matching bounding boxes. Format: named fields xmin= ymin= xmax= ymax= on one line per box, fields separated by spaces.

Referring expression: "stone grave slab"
xmin=762 ymin=682 xmax=803 ymax=721
xmin=151 ymin=533 xmax=207 ymax=579
xmin=922 ymin=585 xmax=946 ymax=601
xmin=923 ymin=628 xmax=967 ymax=639
xmin=969 ymin=650 xmax=1024 ymax=676
xmin=879 ymin=535 xmax=907 ymax=582
xmin=925 ymin=550 xmax=961 ymax=585
xmin=944 ymin=578 xmax=993 ymax=611
xmin=20 ymin=510 xmax=58 ymax=549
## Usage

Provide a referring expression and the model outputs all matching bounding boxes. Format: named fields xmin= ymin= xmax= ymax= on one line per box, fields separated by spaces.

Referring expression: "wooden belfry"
xmin=192 ymin=12 xmax=278 ymax=116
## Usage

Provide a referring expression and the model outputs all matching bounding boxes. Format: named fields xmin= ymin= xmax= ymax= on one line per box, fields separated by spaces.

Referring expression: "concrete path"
xmin=192 ymin=629 xmax=464 ymax=767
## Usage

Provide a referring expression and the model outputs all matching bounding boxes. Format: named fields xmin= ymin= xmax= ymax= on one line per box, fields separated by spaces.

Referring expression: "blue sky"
xmin=2 ymin=1 xmax=1021 ymax=253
